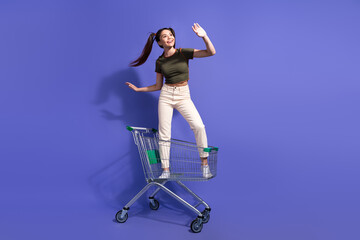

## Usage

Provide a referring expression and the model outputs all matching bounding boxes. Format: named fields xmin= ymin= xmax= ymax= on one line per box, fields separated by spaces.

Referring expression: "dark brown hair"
xmin=130 ymin=28 xmax=176 ymax=67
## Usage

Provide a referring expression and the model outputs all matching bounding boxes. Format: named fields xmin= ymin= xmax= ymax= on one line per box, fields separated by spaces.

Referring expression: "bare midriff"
xmin=165 ymin=80 xmax=188 ymax=87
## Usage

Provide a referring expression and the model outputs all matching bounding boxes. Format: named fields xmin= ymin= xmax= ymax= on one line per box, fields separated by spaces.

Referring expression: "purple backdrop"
xmin=1 ymin=0 xmax=359 ymax=239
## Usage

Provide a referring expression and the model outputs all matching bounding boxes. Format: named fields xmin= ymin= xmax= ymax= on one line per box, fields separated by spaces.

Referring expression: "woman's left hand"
xmin=192 ymin=23 xmax=207 ymax=38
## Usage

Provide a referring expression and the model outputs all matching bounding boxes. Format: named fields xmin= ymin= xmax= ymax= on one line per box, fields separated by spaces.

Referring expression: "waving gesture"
xmin=192 ymin=23 xmax=207 ymax=38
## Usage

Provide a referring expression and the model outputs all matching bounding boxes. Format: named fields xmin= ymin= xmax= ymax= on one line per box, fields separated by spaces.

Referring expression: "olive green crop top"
xmin=155 ymin=48 xmax=194 ymax=84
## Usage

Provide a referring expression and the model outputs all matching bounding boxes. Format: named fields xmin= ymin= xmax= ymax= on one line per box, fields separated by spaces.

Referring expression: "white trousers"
xmin=158 ymin=84 xmax=209 ymax=169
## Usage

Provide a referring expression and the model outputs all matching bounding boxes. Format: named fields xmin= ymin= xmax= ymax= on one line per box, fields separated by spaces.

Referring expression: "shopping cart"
xmin=115 ymin=126 xmax=218 ymax=233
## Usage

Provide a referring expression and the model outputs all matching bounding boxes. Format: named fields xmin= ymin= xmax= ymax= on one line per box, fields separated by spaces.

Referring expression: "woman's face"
xmin=158 ymin=29 xmax=175 ymax=48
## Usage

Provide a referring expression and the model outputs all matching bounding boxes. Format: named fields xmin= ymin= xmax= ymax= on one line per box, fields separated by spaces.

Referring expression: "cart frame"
xmin=115 ymin=126 xmax=219 ymax=233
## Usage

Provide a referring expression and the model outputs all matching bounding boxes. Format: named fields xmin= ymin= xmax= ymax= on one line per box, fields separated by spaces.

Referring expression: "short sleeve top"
xmin=155 ymin=48 xmax=194 ymax=84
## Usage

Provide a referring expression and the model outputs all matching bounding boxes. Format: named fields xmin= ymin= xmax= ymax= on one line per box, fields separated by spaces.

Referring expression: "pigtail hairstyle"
xmin=130 ymin=32 xmax=156 ymax=67
xmin=130 ymin=28 xmax=176 ymax=67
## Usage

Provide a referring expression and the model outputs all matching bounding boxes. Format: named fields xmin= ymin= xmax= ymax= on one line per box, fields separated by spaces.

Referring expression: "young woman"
xmin=125 ymin=23 xmax=216 ymax=179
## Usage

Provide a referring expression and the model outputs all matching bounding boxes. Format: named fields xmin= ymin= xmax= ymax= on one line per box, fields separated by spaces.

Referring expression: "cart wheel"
xmin=202 ymin=210 xmax=210 ymax=223
xmin=149 ymin=199 xmax=159 ymax=210
xmin=115 ymin=210 xmax=128 ymax=223
xmin=190 ymin=219 xmax=203 ymax=233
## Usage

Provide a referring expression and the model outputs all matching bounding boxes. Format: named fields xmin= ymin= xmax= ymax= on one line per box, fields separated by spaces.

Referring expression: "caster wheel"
xmin=190 ymin=219 xmax=203 ymax=233
xmin=149 ymin=199 xmax=160 ymax=210
xmin=115 ymin=210 xmax=128 ymax=223
xmin=202 ymin=210 xmax=210 ymax=223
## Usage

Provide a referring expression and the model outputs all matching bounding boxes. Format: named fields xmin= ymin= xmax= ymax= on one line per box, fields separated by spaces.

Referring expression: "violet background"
xmin=1 ymin=0 xmax=359 ymax=239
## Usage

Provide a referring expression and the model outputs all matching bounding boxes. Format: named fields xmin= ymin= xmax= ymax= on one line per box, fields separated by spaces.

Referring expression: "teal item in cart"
xmin=146 ymin=149 xmax=160 ymax=164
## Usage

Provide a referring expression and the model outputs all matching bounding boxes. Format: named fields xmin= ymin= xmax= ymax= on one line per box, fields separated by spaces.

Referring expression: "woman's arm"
xmin=125 ymin=73 xmax=163 ymax=92
xmin=192 ymin=23 xmax=216 ymax=58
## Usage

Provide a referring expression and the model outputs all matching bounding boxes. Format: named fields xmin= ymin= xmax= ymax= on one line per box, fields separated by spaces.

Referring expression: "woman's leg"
xmin=158 ymin=92 xmax=174 ymax=172
xmin=176 ymin=97 xmax=212 ymax=178
xmin=176 ymin=97 xmax=209 ymax=162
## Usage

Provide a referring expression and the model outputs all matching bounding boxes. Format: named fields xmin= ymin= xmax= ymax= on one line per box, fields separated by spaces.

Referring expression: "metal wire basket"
xmin=128 ymin=126 xmax=218 ymax=181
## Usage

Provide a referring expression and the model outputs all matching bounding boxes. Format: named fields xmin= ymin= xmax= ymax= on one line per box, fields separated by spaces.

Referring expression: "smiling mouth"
xmin=167 ymin=39 xmax=174 ymax=44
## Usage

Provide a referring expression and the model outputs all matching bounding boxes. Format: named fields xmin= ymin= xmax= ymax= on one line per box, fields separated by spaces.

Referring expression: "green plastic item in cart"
xmin=146 ymin=150 xmax=160 ymax=164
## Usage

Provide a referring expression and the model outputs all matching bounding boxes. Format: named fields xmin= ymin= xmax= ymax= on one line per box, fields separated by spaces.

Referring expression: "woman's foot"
xmin=201 ymin=165 xmax=213 ymax=178
xmin=159 ymin=170 xmax=170 ymax=179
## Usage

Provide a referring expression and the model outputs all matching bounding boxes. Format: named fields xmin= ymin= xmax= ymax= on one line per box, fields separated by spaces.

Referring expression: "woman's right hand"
xmin=125 ymin=82 xmax=139 ymax=92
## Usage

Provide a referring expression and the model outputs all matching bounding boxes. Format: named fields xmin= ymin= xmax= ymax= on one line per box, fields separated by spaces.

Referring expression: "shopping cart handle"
xmin=203 ymin=147 xmax=219 ymax=152
xmin=126 ymin=126 xmax=158 ymax=133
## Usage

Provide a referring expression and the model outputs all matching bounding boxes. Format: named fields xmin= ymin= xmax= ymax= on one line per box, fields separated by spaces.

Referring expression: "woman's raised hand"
xmin=125 ymin=82 xmax=139 ymax=92
xmin=192 ymin=23 xmax=207 ymax=38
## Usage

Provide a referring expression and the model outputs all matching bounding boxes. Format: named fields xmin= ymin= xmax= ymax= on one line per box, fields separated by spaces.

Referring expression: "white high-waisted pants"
xmin=158 ymin=84 xmax=209 ymax=169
